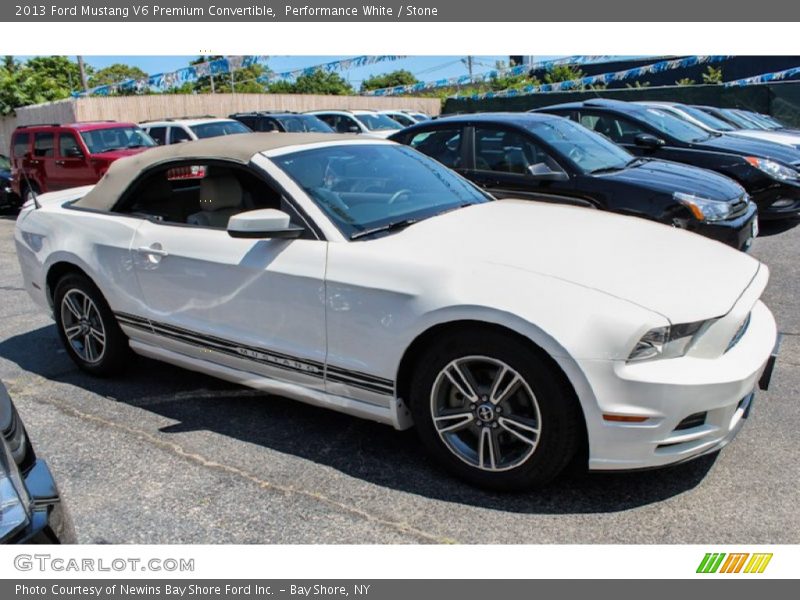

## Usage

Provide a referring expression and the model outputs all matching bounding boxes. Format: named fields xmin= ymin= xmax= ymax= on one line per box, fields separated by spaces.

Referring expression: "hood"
xmin=732 ymin=130 xmax=800 ymax=148
xmin=91 ymin=147 xmax=151 ymax=161
xmin=693 ymin=133 xmax=800 ymax=165
xmin=377 ymin=200 xmax=760 ymax=324
xmin=597 ymin=159 xmax=744 ymax=201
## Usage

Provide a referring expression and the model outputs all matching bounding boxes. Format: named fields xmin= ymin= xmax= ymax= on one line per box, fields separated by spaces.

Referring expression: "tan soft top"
xmin=75 ymin=132 xmax=362 ymax=211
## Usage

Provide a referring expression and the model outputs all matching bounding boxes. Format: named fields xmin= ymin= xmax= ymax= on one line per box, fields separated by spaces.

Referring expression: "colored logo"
xmin=697 ymin=552 xmax=773 ymax=574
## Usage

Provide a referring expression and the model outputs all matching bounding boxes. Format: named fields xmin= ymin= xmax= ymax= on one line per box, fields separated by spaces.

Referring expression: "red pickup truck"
xmin=9 ymin=121 xmax=155 ymax=204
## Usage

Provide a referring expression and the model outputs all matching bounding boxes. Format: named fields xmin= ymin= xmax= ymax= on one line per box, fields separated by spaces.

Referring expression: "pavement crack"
xmin=25 ymin=390 xmax=454 ymax=544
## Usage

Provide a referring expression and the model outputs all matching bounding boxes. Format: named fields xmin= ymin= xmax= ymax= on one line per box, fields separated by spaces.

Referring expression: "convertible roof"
xmin=74 ymin=132 xmax=360 ymax=211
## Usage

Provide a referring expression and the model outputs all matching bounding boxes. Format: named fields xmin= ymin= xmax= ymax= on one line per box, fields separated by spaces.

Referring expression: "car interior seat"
xmin=187 ymin=175 xmax=244 ymax=228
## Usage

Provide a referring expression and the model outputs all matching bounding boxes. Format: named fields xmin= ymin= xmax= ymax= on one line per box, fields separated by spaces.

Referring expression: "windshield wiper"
xmin=589 ymin=165 xmax=625 ymax=174
xmin=350 ymin=218 xmax=418 ymax=240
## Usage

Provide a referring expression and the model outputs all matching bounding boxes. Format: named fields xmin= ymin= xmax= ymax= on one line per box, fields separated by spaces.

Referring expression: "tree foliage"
xmin=88 ymin=63 xmax=148 ymax=88
xmin=0 ymin=55 xmax=87 ymax=116
xmin=702 ymin=65 xmax=724 ymax=85
xmin=268 ymin=70 xmax=354 ymax=95
xmin=360 ymin=69 xmax=419 ymax=92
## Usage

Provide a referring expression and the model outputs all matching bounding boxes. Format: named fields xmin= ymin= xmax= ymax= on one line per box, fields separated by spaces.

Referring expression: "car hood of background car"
xmin=596 ymin=159 xmax=744 ymax=201
xmin=375 ymin=200 xmax=760 ymax=324
xmin=693 ymin=133 xmax=800 ymax=165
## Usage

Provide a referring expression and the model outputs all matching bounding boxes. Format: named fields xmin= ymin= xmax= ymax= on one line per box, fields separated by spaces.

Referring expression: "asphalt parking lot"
xmin=0 ymin=210 xmax=798 ymax=544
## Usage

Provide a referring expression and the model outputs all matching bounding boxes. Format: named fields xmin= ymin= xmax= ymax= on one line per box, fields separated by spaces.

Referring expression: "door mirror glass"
xmin=634 ymin=133 xmax=665 ymax=149
xmin=227 ymin=208 xmax=304 ymax=239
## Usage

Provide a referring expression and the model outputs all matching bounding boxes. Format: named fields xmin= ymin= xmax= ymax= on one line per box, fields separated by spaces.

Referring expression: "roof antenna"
xmin=20 ymin=167 xmax=41 ymax=209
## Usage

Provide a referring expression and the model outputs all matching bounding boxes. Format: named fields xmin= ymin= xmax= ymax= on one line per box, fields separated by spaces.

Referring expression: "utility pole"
xmin=467 ymin=55 xmax=473 ymax=78
xmin=77 ymin=55 xmax=88 ymax=91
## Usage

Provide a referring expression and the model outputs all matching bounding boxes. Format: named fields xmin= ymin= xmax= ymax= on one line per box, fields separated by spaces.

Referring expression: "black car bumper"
xmin=690 ymin=201 xmax=759 ymax=251
xmin=750 ymin=184 xmax=800 ymax=220
xmin=8 ymin=459 xmax=76 ymax=544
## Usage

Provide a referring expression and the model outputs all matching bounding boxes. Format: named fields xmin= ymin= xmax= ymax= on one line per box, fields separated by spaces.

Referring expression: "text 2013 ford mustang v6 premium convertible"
xmin=14 ymin=133 xmax=779 ymax=490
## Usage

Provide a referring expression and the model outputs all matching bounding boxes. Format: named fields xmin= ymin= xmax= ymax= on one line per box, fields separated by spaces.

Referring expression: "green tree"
xmin=0 ymin=56 xmax=88 ymax=116
xmin=702 ymin=65 xmax=724 ymax=85
xmin=544 ymin=65 xmax=585 ymax=85
xmin=626 ymin=81 xmax=651 ymax=89
xmin=268 ymin=70 xmax=354 ymax=95
xmin=88 ymin=63 xmax=148 ymax=89
xmin=675 ymin=77 xmax=696 ymax=86
xmin=360 ymin=69 xmax=419 ymax=92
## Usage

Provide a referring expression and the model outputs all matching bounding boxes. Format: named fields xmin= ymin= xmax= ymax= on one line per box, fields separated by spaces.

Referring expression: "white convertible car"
xmin=14 ymin=133 xmax=779 ymax=490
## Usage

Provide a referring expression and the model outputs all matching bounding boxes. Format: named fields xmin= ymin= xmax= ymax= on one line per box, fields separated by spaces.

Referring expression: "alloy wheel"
xmin=60 ymin=289 xmax=106 ymax=364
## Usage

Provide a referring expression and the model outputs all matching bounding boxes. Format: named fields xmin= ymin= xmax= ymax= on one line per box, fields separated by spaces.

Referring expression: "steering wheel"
xmin=388 ymin=189 xmax=413 ymax=204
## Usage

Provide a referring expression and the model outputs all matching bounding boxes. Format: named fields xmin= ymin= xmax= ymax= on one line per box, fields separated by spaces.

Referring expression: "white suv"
xmin=306 ymin=110 xmax=403 ymax=138
xmin=140 ymin=117 xmax=251 ymax=145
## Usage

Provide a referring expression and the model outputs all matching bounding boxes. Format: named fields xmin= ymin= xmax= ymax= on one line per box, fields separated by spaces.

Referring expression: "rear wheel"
xmin=53 ymin=274 xmax=130 ymax=376
xmin=410 ymin=329 xmax=581 ymax=490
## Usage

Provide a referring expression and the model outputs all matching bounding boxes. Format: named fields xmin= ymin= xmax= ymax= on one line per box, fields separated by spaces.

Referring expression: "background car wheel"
xmin=53 ymin=274 xmax=130 ymax=376
xmin=410 ymin=328 xmax=582 ymax=491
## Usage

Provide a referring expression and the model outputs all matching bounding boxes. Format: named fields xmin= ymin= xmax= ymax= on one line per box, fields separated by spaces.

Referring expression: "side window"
xmin=58 ymin=133 xmax=82 ymax=157
xmin=11 ymin=133 xmax=30 ymax=158
xmin=33 ymin=132 xmax=55 ymax=158
xmin=120 ymin=163 xmax=286 ymax=231
xmin=408 ymin=128 xmax=463 ymax=168
xmin=259 ymin=118 xmax=279 ymax=132
xmin=333 ymin=116 xmax=358 ymax=133
xmin=474 ymin=127 xmax=562 ymax=175
xmin=580 ymin=113 xmax=645 ymax=144
xmin=148 ymin=127 xmax=167 ymax=145
xmin=168 ymin=127 xmax=192 ymax=144
xmin=316 ymin=114 xmax=336 ymax=128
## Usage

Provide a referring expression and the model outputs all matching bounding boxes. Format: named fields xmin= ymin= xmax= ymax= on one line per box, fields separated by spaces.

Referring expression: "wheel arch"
xmin=394 ymin=317 xmax=590 ymax=461
xmin=45 ymin=260 xmax=95 ymax=309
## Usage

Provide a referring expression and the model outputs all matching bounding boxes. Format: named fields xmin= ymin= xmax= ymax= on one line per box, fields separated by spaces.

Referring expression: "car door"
xmin=467 ymin=125 xmax=585 ymax=205
xmin=126 ymin=162 xmax=328 ymax=391
xmin=31 ymin=131 xmax=57 ymax=192
xmin=52 ymin=131 xmax=95 ymax=190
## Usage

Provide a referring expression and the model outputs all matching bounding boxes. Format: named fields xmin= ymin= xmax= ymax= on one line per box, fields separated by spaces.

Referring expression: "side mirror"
xmin=65 ymin=146 xmax=84 ymax=158
xmin=527 ymin=163 xmax=569 ymax=182
xmin=227 ymin=209 xmax=304 ymax=239
xmin=634 ymin=133 xmax=665 ymax=150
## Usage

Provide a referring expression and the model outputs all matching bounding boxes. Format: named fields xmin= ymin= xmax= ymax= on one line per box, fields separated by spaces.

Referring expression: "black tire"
xmin=410 ymin=328 xmax=582 ymax=491
xmin=53 ymin=273 xmax=130 ymax=376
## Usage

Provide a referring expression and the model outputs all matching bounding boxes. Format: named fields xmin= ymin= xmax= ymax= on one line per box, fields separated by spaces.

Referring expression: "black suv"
xmin=537 ymin=99 xmax=800 ymax=220
xmin=390 ymin=112 xmax=757 ymax=251
xmin=229 ymin=111 xmax=334 ymax=133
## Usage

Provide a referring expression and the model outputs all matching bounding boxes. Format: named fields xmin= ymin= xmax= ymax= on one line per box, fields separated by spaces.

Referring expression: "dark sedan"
xmin=0 ymin=154 xmax=20 ymax=210
xmin=390 ymin=112 xmax=758 ymax=251
xmin=536 ymin=99 xmax=800 ymax=220
xmin=1 ymin=380 xmax=74 ymax=543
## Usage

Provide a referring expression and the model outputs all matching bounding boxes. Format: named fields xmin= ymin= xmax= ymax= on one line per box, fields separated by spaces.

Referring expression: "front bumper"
xmin=579 ymin=299 xmax=778 ymax=471
xmin=8 ymin=460 xmax=75 ymax=544
xmin=750 ymin=184 xmax=800 ymax=220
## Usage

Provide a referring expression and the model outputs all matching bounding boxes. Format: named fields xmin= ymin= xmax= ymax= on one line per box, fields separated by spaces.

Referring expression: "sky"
xmin=20 ymin=55 xmax=554 ymax=88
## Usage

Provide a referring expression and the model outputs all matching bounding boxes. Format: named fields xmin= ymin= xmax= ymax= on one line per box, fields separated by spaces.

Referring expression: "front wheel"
xmin=410 ymin=329 xmax=582 ymax=491
xmin=53 ymin=274 xmax=130 ymax=376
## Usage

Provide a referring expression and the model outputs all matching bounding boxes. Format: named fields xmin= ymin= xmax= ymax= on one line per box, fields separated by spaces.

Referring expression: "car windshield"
xmin=79 ymin=126 xmax=156 ymax=153
xmin=719 ymin=109 xmax=762 ymax=130
xmin=0 ymin=155 xmax=10 ymax=170
xmin=678 ymin=105 xmax=737 ymax=132
xmin=635 ymin=107 xmax=712 ymax=143
xmin=354 ymin=113 xmax=403 ymax=131
xmin=526 ymin=118 xmax=633 ymax=173
xmin=190 ymin=120 xmax=251 ymax=138
xmin=739 ymin=111 xmax=780 ymax=130
xmin=410 ymin=113 xmax=430 ymax=121
xmin=272 ymin=144 xmax=489 ymax=238
xmin=275 ymin=115 xmax=334 ymax=133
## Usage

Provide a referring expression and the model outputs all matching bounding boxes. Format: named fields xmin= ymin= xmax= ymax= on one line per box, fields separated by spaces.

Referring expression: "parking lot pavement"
xmin=0 ymin=210 xmax=798 ymax=544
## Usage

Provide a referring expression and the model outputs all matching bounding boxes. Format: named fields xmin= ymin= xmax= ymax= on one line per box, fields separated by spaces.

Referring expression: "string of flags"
xmin=725 ymin=66 xmax=800 ymax=87
xmin=361 ymin=55 xmax=620 ymax=96
xmin=75 ymin=55 xmax=406 ymax=97
xmin=461 ymin=55 xmax=733 ymax=100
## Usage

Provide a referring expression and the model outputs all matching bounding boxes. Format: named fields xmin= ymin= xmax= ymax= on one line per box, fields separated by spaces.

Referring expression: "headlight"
xmin=745 ymin=157 xmax=799 ymax=181
xmin=628 ymin=320 xmax=714 ymax=362
xmin=673 ymin=192 xmax=733 ymax=222
xmin=0 ymin=436 xmax=30 ymax=540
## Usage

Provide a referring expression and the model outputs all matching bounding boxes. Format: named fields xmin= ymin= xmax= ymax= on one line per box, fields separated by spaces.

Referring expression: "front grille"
xmin=728 ymin=195 xmax=750 ymax=219
xmin=674 ymin=412 xmax=707 ymax=431
xmin=726 ymin=313 xmax=751 ymax=353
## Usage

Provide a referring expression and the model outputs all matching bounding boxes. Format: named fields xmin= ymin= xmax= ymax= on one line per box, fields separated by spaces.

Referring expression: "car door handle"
xmin=55 ymin=160 xmax=65 ymax=166
xmin=136 ymin=246 xmax=169 ymax=257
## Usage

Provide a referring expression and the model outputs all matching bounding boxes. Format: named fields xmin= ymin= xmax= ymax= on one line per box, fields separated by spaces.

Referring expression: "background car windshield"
xmin=273 ymin=144 xmax=488 ymax=238
xmin=276 ymin=115 xmax=334 ymax=133
xmin=190 ymin=120 xmax=251 ymax=138
xmin=526 ymin=118 xmax=632 ymax=173
xmin=679 ymin=105 xmax=737 ymax=131
xmin=719 ymin=109 xmax=761 ymax=130
xmin=0 ymin=155 xmax=10 ymax=170
xmin=737 ymin=111 xmax=777 ymax=130
xmin=635 ymin=107 xmax=711 ymax=142
xmin=80 ymin=127 xmax=156 ymax=153
xmin=354 ymin=113 xmax=403 ymax=131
